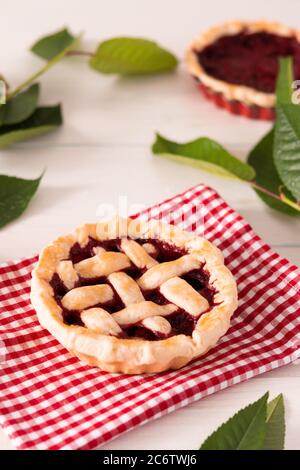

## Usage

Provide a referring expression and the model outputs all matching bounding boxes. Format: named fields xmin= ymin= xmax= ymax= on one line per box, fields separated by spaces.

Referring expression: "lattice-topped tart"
xmin=186 ymin=20 xmax=300 ymax=118
xmin=31 ymin=218 xmax=237 ymax=374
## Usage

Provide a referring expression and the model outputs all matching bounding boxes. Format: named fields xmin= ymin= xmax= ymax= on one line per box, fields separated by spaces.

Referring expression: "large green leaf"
xmin=248 ymin=128 xmax=299 ymax=215
xmin=31 ymin=27 xmax=76 ymax=60
xmin=0 ymin=84 xmax=39 ymax=126
xmin=0 ymin=173 xmax=43 ymax=228
xmin=274 ymin=103 xmax=300 ymax=201
xmin=276 ymin=57 xmax=293 ymax=105
xmin=200 ymin=393 xmax=268 ymax=450
xmin=0 ymin=105 xmax=62 ymax=148
xmin=264 ymin=394 xmax=285 ymax=450
xmin=90 ymin=37 xmax=178 ymax=75
xmin=152 ymin=133 xmax=255 ymax=181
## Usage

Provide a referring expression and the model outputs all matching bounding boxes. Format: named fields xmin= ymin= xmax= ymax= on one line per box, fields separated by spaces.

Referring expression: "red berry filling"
xmin=197 ymin=31 xmax=300 ymax=93
xmin=50 ymin=237 xmax=216 ymax=340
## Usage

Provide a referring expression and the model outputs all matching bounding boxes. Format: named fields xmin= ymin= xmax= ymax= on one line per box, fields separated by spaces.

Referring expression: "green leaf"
xmin=31 ymin=27 xmax=75 ymax=60
xmin=0 ymin=84 xmax=39 ymax=126
xmin=152 ymin=133 xmax=255 ymax=181
xmin=0 ymin=105 xmax=62 ymax=149
xmin=264 ymin=394 xmax=285 ymax=450
xmin=89 ymin=37 xmax=178 ymax=75
xmin=276 ymin=57 xmax=293 ymax=104
xmin=248 ymin=128 xmax=299 ymax=215
xmin=0 ymin=173 xmax=43 ymax=228
xmin=200 ymin=393 xmax=268 ymax=450
xmin=274 ymin=103 xmax=300 ymax=201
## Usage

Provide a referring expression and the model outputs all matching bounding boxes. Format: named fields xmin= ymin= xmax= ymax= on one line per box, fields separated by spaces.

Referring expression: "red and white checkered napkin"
xmin=1 ymin=184 xmax=300 ymax=450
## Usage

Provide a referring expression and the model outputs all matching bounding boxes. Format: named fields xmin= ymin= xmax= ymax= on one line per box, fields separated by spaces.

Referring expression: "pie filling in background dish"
xmin=196 ymin=31 xmax=300 ymax=93
xmin=50 ymin=238 xmax=216 ymax=340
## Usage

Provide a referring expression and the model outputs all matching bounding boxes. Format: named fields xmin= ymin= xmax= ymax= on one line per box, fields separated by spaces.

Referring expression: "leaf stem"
xmin=7 ymin=64 xmax=54 ymax=100
xmin=66 ymin=50 xmax=93 ymax=57
xmin=250 ymin=181 xmax=283 ymax=202
xmin=279 ymin=189 xmax=300 ymax=211
xmin=0 ymin=74 xmax=10 ymax=93
xmin=250 ymin=181 xmax=300 ymax=211
xmin=7 ymin=33 xmax=83 ymax=100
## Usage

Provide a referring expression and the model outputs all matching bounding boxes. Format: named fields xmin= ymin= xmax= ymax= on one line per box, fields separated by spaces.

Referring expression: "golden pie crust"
xmin=30 ymin=218 xmax=238 ymax=374
xmin=186 ymin=20 xmax=300 ymax=107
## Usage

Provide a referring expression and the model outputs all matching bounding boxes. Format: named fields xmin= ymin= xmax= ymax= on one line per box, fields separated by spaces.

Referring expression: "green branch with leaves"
xmin=0 ymin=27 xmax=178 ymax=150
xmin=0 ymin=28 xmax=178 ymax=228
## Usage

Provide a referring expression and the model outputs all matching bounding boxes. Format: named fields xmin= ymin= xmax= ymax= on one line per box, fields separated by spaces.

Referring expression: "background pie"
xmin=186 ymin=20 xmax=300 ymax=119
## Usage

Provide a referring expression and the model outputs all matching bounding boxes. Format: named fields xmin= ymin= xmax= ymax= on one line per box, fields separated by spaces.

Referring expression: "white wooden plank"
xmin=1 ymin=146 xmax=299 ymax=261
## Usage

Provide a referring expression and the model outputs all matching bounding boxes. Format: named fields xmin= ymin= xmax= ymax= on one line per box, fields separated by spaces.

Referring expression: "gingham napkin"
xmin=0 ymin=184 xmax=299 ymax=450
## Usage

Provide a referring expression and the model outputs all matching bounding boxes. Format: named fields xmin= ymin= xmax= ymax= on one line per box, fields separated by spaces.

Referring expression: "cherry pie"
xmin=186 ymin=21 xmax=300 ymax=118
xmin=31 ymin=218 xmax=238 ymax=374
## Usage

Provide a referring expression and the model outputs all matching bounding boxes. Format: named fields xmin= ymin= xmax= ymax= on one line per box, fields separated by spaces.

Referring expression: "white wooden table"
xmin=1 ymin=0 xmax=299 ymax=450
